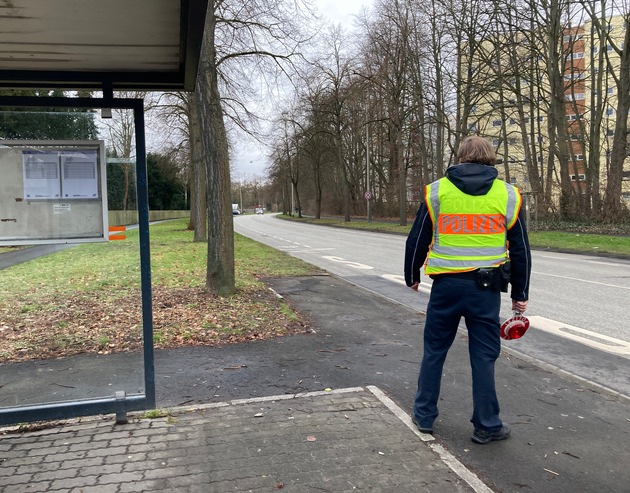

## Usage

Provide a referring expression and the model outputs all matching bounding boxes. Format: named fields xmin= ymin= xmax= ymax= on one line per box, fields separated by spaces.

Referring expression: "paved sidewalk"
xmin=0 ymin=387 xmax=484 ymax=493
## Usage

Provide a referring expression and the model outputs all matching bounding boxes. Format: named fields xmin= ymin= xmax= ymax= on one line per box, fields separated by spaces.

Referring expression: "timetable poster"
xmin=60 ymin=150 xmax=99 ymax=199
xmin=22 ymin=151 xmax=61 ymax=199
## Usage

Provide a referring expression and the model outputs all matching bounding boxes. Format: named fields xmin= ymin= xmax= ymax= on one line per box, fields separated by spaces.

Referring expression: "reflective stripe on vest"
xmin=424 ymin=176 xmax=521 ymax=275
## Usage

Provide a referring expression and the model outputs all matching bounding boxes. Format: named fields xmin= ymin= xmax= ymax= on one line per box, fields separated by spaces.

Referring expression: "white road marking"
xmin=586 ymin=260 xmax=628 ymax=267
xmin=288 ymin=249 xmax=335 ymax=254
xmin=321 ymin=256 xmax=373 ymax=270
xmin=381 ymin=274 xmax=432 ymax=294
xmin=534 ymin=271 xmax=630 ymax=290
xmin=528 ymin=316 xmax=630 ymax=356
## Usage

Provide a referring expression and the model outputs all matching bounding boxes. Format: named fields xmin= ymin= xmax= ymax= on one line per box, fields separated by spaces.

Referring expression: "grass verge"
xmin=0 ymin=220 xmax=322 ymax=363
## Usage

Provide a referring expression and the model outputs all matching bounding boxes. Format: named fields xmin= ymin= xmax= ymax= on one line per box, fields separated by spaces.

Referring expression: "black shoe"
xmin=471 ymin=424 xmax=511 ymax=444
xmin=411 ymin=415 xmax=434 ymax=435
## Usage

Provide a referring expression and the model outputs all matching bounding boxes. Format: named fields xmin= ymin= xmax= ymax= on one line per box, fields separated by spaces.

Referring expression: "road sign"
xmin=364 ymin=191 xmax=373 ymax=200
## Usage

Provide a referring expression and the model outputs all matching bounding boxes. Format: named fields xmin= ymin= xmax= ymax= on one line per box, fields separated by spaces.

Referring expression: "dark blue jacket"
xmin=404 ymin=163 xmax=531 ymax=301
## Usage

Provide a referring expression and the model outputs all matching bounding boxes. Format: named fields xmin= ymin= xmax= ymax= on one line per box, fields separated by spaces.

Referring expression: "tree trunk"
xmin=189 ymin=95 xmax=207 ymax=240
xmin=194 ymin=9 xmax=235 ymax=295
xmin=398 ymin=133 xmax=407 ymax=226
xmin=604 ymin=19 xmax=630 ymax=219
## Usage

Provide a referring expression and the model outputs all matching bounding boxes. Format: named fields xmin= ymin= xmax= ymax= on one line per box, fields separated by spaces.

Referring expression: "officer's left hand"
xmin=410 ymin=282 xmax=419 ymax=291
xmin=512 ymin=300 xmax=528 ymax=313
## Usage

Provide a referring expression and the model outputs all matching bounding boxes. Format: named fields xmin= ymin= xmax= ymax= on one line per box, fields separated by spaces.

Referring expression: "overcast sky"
xmin=232 ymin=0 xmax=374 ymax=180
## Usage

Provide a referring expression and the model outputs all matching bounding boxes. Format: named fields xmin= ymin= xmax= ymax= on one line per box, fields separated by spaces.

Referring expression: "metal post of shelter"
xmin=0 ymin=95 xmax=155 ymax=425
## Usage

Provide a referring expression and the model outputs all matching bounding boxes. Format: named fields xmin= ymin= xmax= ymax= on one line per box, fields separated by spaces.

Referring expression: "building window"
xmin=607 ymin=129 xmax=615 ymax=136
xmin=573 ymin=154 xmax=584 ymax=161
xmin=565 ymin=93 xmax=585 ymax=101
xmin=564 ymin=34 xmax=584 ymax=43
xmin=492 ymin=120 xmax=502 ymax=127
xmin=492 ymin=138 xmax=500 ymax=146
xmin=564 ymin=72 xmax=585 ymax=81
xmin=570 ymin=134 xmax=583 ymax=141
xmin=567 ymin=114 xmax=577 ymax=121
xmin=606 ymin=108 xmax=615 ymax=116
xmin=570 ymin=174 xmax=586 ymax=181
xmin=607 ymin=87 xmax=615 ymax=94
xmin=571 ymin=52 xmax=584 ymax=59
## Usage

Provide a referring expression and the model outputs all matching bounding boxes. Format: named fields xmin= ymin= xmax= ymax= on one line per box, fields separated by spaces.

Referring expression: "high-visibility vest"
xmin=424 ymin=176 xmax=522 ymax=275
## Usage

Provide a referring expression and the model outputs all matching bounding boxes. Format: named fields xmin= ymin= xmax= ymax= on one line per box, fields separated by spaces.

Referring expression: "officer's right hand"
xmin=410 ymin=282 xmax=419 ymax=291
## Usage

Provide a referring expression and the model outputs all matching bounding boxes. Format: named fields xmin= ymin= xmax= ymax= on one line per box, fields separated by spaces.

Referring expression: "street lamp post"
xmin=366 ymin=123 xmax=372 ymax=222
xmin=239 ymin=180 xmax=243 ymax=214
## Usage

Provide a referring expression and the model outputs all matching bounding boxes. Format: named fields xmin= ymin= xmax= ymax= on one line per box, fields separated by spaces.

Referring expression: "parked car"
xmin=232 ymin=209 xmax=240 ymax=215
xmin=255 ymin=207 xmax=264 ymax=215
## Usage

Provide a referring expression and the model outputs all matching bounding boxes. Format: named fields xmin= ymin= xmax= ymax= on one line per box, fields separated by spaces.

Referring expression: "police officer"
xmin=404 ymin=136 xmax=531 ymax=444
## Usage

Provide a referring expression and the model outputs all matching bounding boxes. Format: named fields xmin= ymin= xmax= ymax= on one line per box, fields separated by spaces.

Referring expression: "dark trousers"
xmin=413 ymin=274 xmax=503 ymax=431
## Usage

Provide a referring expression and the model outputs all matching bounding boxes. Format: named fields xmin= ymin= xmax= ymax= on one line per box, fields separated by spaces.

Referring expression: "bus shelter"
xmin=0 ymin=0 xmax=207 ymax=426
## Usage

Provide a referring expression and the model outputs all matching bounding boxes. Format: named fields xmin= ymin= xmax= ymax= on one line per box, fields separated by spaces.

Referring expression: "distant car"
xmin=232 ymin=209 xmax=240 ymax=215
xmin=255 ymin=207 xmax=264 ymax=215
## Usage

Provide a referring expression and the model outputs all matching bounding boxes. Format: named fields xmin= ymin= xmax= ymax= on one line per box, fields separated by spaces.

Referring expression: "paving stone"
xmin=0 ymin=390 xmax=477 ymax=493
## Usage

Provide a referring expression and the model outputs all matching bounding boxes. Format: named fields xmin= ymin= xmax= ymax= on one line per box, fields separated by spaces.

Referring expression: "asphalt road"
xmin=234 ymin=213 xmax=630 ymax=399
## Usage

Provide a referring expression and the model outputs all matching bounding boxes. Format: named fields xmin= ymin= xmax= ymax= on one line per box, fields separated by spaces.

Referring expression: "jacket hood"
xmin=446 ymin=163 xmax=498 ymax=196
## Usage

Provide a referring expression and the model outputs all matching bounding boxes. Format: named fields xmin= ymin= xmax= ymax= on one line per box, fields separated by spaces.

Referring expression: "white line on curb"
xmin=367 ymin=385 xmax=494 ymax=493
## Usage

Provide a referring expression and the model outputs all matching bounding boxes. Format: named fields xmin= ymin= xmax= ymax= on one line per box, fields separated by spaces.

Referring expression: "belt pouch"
xmin=475 ymin=268 xmax=494 ymax=290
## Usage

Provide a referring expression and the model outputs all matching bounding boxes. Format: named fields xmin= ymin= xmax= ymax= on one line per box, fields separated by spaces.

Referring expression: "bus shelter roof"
xmin=0 ymin=0 xmax=207 ymax=91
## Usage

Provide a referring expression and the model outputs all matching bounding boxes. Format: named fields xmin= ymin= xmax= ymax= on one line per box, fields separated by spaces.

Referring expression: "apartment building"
xmin=474 ymin=14 xmax=630 ymax=205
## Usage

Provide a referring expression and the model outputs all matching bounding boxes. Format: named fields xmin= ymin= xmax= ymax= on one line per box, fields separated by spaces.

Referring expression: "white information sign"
xmin=61 ymin=150 xmax=98 ymax=199
xmin=1 ymin=140 xmax=108 ymax=246
xmin=53 ymin=203 xmax=72 ymax=214
xmin=22 ymin=151 xmax=61 ymax=199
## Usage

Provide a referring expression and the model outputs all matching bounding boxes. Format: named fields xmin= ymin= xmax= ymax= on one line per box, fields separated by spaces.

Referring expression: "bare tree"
xmin=191 ymin=0 xmax=315 ymax=295
xmin=584 ymin=1 xmax=630 ymax=219
xmin=105 ymin=91 xmax=147 ymax=211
